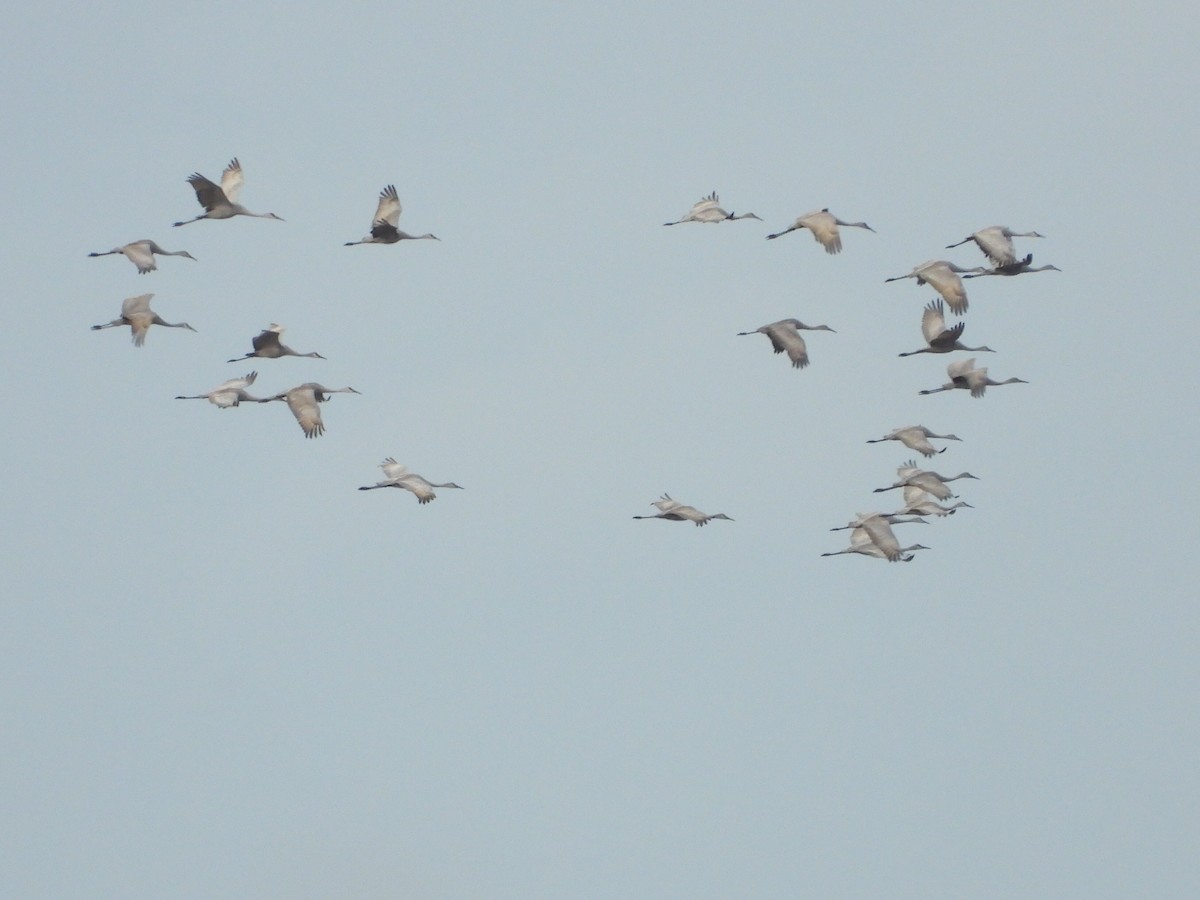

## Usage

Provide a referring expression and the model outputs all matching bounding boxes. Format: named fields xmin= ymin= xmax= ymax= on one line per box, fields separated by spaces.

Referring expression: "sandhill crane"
xmin=344 ymin=184 xmax=440 ymax=244
xmin=945 ymin=226 xmax=1043 ymax=266
xmin=88 ymin=240 xmax=196 ymax=274
xmin=227 ymin=324 xmax=325 ymax=362
xmin=358 ymin=459 xmax=463 ymax=503
xmin=830 ymin=512 xmax=928 ymax=531
xmin=663 ymin=192 xmax=761 ymax=226
xmin=920 ymin=358 xmax=1028 ymax=398
xmin=885 ymin=260 xmax=986 ymax=315
xmin=893 ymin=485 xmax=974 ymax=517
xmin=632 ymin=494 xmax=733 ymax=526
xmin=816 ymin=525 xmax=926 ymax=561
xmin=866 ymin=425 xmax=962 ymax=458
xmin=898 ymin=299 xmax=994 ymax=356
xmin=173 ymin=158 xmax=283 ymax=226
xmin=737 ymin=318 xmax=835 ymax=369
xmin=765 ymin=208 xmax=875 ymax=254
xmin=823 ymin=515 xmax=928 ymax=562
xmin=257 ymin=383 xmax=360 ymax=438
xmin=821 ymin=529 xmax=929 ymax=562
xmin=874 ymin=460 xmax=979 ymax=501
xmin=175 ymin=372 xmax=262 ymax=407
xmin=962 ymin=253 xmax=1062 ymax=278
xmin=91 ymin=294 xmax=196 ymax=346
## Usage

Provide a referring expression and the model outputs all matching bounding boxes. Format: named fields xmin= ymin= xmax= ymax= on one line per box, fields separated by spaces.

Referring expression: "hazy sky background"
xmin=2 ymin=2 xmax=1197 ymax=897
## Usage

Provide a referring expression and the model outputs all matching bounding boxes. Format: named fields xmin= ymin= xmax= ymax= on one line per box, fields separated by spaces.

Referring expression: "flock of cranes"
xmin=88 ymin=168 xmax=1056 ymax=534
xmin=89 ymin=158 xmax=452 ymax=504
xmin=827 ymin=214 xmax=1048 ymax=559
xmin=645 ymin=190 xmax=1056 ymax=558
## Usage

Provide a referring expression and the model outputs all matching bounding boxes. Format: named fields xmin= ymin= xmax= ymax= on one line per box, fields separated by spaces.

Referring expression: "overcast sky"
xmin=2 ymin=2 xmax=1197 ymax=897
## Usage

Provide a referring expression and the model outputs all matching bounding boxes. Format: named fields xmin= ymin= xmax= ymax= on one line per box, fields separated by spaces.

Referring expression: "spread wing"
xmin=187 ymin=173 xmax=229 ymax=211
xmin=286 ymin=388 xmax=324 ymax=438
xmin=920 ymin=299 xmax=949 ymax=345
xmin=372 ymin=185 xmax=401 ymax=228
xmin=764 ymin=322 xmax=809 ymax=368
xmin=220 ymin=158 xmax=244 ymax=203
xmin=120 ymin=293 xmax=154 ymax=317
xmin=380 ymin=458 xmax=408 ymax=481
xmin=973 ymin=226 xmax=1017 ymax=266
xmin=690 ymin=192 xmax=720 ymax=214
xmin=251 ymin=329 xmax=282 ymax=353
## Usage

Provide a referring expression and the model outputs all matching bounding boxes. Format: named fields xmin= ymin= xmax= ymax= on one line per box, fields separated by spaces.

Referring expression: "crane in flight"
xmin=663 ymin=192 xmax=761 ymax=225
xmin=174 ymin=158 xmax=283 ymax=226
xmin=344 ymin=184 xmax=439 ymax=244
xmin=88 ymin=240 xmax=195 ymax=274
xmin=227 ymin=324 xmax=325 ymax=362
xmin=175 ymin=372 xmax=262 ymax=407
xmin=945 ymin=225 xmax=1043 ymax=266
xmin=632 ymin=494 xmax=733 ymax=526
xmin=898 ymin=299 xmax=994 ymax=356
xmin=91 ymin=294 xmax=196 ymax=346
xmin=737 ymin=318 xmax=835 ymax=369
xmin=358 ymin=459 xmax=464 ymax=503
xmin=962 ymin=253 xmax=1061 ymax=278
xmin=865 ymin=425 xmax=962 ymax=458
xmin=919 ymin=358 xmax=1028 ymax=398
xmin=765 ymin=208 xmax=875 ymax=254
xmin=257 ymin=383 xmax=360 ymax=438
xmin=885 ymin=260 xmax=986 ymax=315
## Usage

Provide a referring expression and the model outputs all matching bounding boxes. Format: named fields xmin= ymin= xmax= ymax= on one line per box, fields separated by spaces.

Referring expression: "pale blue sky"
xmin=2 ymin=2 xmax=1197 ymax=897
